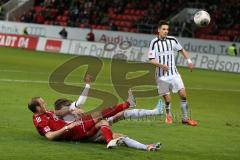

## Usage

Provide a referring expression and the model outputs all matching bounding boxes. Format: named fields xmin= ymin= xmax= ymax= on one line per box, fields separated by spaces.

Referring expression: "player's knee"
xmin=178 ymin=89 xmax=187 ymax=98
xmin=99 ymin=119 xmax=110 ymax=126
xmin=163 ymin=95 xmax=171 ymax=102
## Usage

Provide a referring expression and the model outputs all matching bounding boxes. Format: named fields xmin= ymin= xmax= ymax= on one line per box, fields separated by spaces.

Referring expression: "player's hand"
xmin=160 ymin=64 xmax=169 ymax=72
xmin=72 ymin=108 xmax=85 ymax=116
xmin=66 ymin=122 xmax=77 ymax=130
xmin=188 ymin=63 xmax=193 ymax=72
xmin=84 ymin=73 xmax=93 ymax=84
xmin=67 ymin=121 xmax=81 ymax=129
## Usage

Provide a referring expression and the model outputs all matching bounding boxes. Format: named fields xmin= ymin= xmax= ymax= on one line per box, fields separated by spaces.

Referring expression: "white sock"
xmin=69 ymin=84 xmax=90 ymax=110
xmin=165 ymin=103 xmax=171 ymax=114
xmin=75 ymin=84 xmax=90 ymax=106
xmin=122 ymin=137 xmax=147 ymax=150
xmin=123 ymin=109 xmax=160 ymax=119
xmin=181 ymin=100 xmax=188 ymax=120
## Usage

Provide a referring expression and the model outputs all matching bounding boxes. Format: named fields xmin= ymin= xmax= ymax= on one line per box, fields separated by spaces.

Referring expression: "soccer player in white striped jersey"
xmin=148 ymin=20 xmax=197 ymax=126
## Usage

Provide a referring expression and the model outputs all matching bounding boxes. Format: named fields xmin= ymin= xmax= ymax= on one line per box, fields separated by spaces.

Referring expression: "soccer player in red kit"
xmin=29 ymin=90 xmax=136 ymax=148
xmin=29 ymin=90 xmax=161 ymax=151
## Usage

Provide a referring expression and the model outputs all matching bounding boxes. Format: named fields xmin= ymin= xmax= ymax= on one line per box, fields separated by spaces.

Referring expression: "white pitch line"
xmin=0 ymin=79 xmax=79 ymax=85
xmin=0 ymin=78 xmax=111 ymax=86
xmin=0 ymin=78 xmax=240 ymax=92
xmin=187 ymin=87 xmax=240 ymax=92
xmin=0 ymin=79 xmax=49 ymax=84
xmin=0 ymin=69 xmax=48 ymax=74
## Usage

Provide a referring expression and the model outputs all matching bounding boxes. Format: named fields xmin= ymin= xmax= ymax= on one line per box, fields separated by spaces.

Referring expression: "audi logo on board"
xmin=25 ymin=26 xmax=46 ymax=36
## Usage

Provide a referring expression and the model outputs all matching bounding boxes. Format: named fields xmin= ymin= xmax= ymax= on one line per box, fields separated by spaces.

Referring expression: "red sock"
xmin=101 ymin=125 xmax=113 ymax=143
xmin=101 ymin=102 xmax=130 ymax=118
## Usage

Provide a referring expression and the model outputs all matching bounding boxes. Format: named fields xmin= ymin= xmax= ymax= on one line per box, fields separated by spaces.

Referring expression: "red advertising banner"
xmin=44 ymin=40 xmax=62 ymax=52
xmin=0 ymin=33 xmax=38 ymax=50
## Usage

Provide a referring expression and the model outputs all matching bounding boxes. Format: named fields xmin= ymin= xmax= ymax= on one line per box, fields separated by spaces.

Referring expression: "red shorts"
xmin=67 ymin=114 xmax=98 ymax=141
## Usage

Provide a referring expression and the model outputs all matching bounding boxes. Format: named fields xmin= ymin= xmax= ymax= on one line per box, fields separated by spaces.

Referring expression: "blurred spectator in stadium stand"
xmin=86 ymin=28 xmax=95 ymax=42
xmin=35 ymin=12 xmax=45 ymax=24
xmin=23 ymin=27 xmax=28 ymax=35
xmin=59 ymin=27 xmax=68 ymax=39
xmin=109 ymin=22 xmax=118 ymax=31
xmin=227 ymin=44 xmax=237 ymax=56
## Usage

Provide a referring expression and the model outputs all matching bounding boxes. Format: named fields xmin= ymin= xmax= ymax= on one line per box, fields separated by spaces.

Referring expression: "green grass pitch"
xmin=0 ymin=47 xmax=240 ymax=160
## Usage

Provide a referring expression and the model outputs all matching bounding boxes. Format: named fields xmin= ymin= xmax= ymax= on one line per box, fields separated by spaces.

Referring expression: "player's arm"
xmin=45 ymin=127 xmax=68 ymax=140
xmin=179 ymin=48 xmax=193 ymax=72
xmin=72 ymin=108 xmax=85 ymax=116
xmin=69 ymin=74 xmax=92 ymax=110
xmin=45 ymin=122 xmax=77 ymax=141
xmin=149 ymin=59 xmax=169 ymax=71
xmin=172 ymin=37 xmax=193 ymax=72
xmin=54 ymin=106 xmax=72 ymax=117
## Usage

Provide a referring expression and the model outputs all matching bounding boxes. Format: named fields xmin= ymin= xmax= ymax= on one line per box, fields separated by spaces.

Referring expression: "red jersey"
xmin=32 ymin=111 xmax=97 ymax=141
xmin=33 ymin=111 xmax=66 ymax=136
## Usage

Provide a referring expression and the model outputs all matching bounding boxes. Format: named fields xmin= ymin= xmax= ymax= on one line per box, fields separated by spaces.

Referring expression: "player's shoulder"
xmin=166 ymin=36 xmax=179 ymax=43
xmin=33 ymin=113 xmax=41 ymax=118
xmin=150 ymin=37 xmax=159 ymax=43
xmin=32 ymin=113 xmax=44 ymax=126
xmin=44 ymin=111 xmax=55 ymax=118
xmin=166 ymin=36 xmax=177 ymax=40
xmin=33 ymin=112 xmax=52 ymax=121
xmin=46 ymin=111 xmax=54 ymax=114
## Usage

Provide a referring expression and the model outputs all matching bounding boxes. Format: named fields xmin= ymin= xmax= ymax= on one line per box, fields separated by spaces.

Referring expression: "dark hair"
xmin=54 ymin=98 xmax=72 ymax=110
xmin=28 ymin=97 xmax=41 ymax=113
xmin=158 ymin=20 xmax=169 ymax=28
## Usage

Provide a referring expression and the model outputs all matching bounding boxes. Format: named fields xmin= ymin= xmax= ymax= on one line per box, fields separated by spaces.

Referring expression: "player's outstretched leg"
xmin=100 ymin=90 xmax=136 ymax=119
xmin=147 ymin=142 xmax=162 ymax=151
xmin=106 ymin=97 xmax=162 ymax=124
xmin=156 ymin=98 xmax=164 ymax=115
xmin=107 ymin=137 xmax=124 ymax=149
xmin=121 ymin=136 xmax=161 ymax=151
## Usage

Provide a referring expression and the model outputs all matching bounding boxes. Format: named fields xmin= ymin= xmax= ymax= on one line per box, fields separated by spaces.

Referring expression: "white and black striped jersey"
xmin=148 ymin=36 xmax=183 ymax=78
